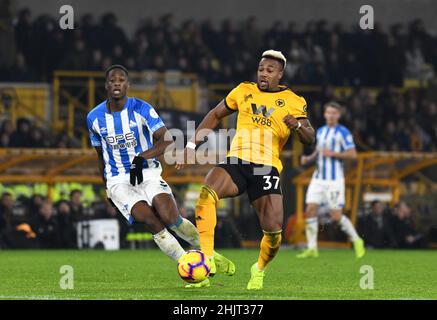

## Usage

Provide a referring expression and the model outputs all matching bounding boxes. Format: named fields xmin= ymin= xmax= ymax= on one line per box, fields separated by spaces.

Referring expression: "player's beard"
xmin=258 ymin=80 xmax=269 ymax=91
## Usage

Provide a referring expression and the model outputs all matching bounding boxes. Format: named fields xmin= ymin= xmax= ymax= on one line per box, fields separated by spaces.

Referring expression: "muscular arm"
xmin=283 ymin=116 xmax=315 ymax=145
xmin=138 ymin=126 xmax=173 ymax=159
xmin=296 ymin=118 xmax=316 ymax=145
xmin=190 ymin=99 xmax=235 ymax=145
xmin=174 ymin=99 xmax=234 ymax=170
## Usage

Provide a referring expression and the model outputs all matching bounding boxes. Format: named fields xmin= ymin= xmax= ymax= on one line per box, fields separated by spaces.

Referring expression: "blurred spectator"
xmin=0 ymin=192 xmax=13 ymax=232
xmin=357 ymin=201 xmax=397 ymax=248
xmin=14 ymin=8 xmax=33 ymax=64
xmin=69 ymin=189 xmax=85 ymax=221
xmin=215 ymin=215 xmax=242 ymax=249
xmin=392 ymin=202 xmax=427 ymax=248
xmin=30 ymin=127 xmax=48 ymax=148
xmin=405 ymin=40 xmax=434 ymax=81
xmin=27 ymin=194 xmax=44 ymax=218
xmin=59 ymin=38 xmax=88 ymax=70
xmin=31 ymin=200 xmax=59 ymax=248
xmin=0 ymin=132 xmax=9 ymax=147
xmin=56 ymin=200 xmax=76 ymax=248
xmin=9 ymin=118 xmax=32 ymax=147
xmin=0 ymin=119 xmax=14 ymax=136
xmin=7 ymin=52 xmax=36 ymax=82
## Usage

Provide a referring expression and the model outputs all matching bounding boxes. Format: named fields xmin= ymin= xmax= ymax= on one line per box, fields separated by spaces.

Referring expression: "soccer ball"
xmin=177 ymin=250 xmax=212 ymax=283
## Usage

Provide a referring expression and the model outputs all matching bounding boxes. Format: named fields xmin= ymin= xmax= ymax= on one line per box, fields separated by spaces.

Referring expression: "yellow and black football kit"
xmin=218 ymin=81 xmax=308 ymax=202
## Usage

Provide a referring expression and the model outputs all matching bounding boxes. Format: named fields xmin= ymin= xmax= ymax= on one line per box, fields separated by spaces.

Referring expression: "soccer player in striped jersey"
xmin=87 ymin=65 xmax=233 ymax=274
xmin=297 ymin=102 xmax=365 ymax=259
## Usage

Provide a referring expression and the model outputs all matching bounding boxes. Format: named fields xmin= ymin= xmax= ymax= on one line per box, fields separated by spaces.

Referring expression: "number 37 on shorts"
xmin=263 ymin=176 xmax=280 ymax=190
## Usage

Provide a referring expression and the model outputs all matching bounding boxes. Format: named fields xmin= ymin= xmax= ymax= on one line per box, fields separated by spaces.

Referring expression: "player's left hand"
xmin=283 ymin=114 xmax=299 ymax=130
xmin=130 ymin=156 xmax=144 ymax=186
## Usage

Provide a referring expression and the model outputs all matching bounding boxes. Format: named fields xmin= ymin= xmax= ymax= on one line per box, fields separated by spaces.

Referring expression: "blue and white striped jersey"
xmin=87 ymin=97 xmax=165 ymax=185
xmin=313 ymin=125 xmax=355 ymax=181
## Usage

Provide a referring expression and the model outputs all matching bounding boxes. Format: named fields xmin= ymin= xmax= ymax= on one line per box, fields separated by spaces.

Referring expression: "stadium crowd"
xmin=0 ymin=188 xmax=243 ymax=250
xmin=2 ymin=84 xmax=436 ymax=151
xmin=0 ymin=117 xmax=79 ymax=148
xmin=0 ymin=10 xmax=436 ymax=151
xmin=0 ymin=189 xmax=122 ymax=249
xmin=357 ymin=200 xmax=428 ymax=249
xmin=1 ymin=10 xmax=436 ymax=85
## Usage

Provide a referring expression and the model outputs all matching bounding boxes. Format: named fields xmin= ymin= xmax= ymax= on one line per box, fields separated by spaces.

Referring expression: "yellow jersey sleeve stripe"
xmin=224 ymin=98 xmax=237 ymax=111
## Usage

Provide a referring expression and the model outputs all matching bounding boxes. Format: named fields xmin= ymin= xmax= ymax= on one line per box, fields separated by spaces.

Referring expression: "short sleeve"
xmin=224 ymin=84 xmax=243 ymax=111
xmin=293 ymin=97 xmax=308 ymax=119
xmin=87 ymin=115 xmax=101 ymax=147
xmin=340 ymin=127 xmax=355 ymax=150
xmin=139 ymin=101 xmax=165 ymax=133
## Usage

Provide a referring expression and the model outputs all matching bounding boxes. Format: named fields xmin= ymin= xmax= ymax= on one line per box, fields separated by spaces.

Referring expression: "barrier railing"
xmin=291 ymin=151 xmax=437 ymax=245
xmin=52 ymin=70 xmax=199 ymax=147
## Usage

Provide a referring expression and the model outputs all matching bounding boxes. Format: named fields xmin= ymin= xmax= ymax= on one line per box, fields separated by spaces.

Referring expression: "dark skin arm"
xmin=283 ymin=115 xmax=315 ymax=145
xmin=138 ymin=126 xmax=173 ymax=160
xmin=190 ymin=99 xmax=234 ymax=145
xmin=175 ymin=99 xmax=234 ymax=169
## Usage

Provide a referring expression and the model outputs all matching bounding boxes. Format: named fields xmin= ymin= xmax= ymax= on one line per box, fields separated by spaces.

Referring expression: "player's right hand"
xmin=175 ymin=147 xmax=195 ymax=170
xmin=130 ymin=156 xmax=145 ymax=185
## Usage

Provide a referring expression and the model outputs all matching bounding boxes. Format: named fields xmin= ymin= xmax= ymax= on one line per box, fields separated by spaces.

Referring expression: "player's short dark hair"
xmin=105 ymin=64 xmax=129 ymax=79
xmin=324 ymin=101 xmax=342 ymax=112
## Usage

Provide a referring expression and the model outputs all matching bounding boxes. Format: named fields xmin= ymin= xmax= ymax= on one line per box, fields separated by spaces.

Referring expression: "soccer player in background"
xmin=176 ymin=50 xmax=316 ymax=290
xmin=297 ymin=102 xmax=365 ymax=259
xmin=87 ymin=65 xmax=233 ymax=275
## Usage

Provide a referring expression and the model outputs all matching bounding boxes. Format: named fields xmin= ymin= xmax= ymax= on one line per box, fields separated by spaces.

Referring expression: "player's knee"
xmin=262 ymin=218 xmax=282 ymax=234
xmin=131 ymin=202 xmax=154 ymax=224
xmin=131 ymin=202 xmax=145 ymax=221
xmin=156 ymin=204 xmax=178 ymax=226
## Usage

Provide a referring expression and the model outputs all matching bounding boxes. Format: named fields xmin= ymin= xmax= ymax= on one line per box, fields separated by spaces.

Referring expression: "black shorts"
xmin=217 ymin=157 xmax=282 ymax=203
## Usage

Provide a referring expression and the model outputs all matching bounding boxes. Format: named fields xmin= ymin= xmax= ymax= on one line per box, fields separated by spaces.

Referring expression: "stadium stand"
xmin=1 ymin=10 xmax=436 ymax=151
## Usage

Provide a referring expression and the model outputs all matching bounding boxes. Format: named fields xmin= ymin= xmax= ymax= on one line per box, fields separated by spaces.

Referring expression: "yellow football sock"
xmin=195 ymin=185 xmax=219 ymax=257
xmin=257 ymin=230 xmax=282 ymax=271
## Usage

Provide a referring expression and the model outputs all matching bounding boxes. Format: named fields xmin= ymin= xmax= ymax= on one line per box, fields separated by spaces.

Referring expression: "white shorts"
xmin=305 ymin=179 xmax=345 ymax=210
xmin=107 ymin=175 xmax=173 ymax=223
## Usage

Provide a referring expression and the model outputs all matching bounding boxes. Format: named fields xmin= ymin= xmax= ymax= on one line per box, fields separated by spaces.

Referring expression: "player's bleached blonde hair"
xmin=261 ymin=50 xmax=286 ymax=69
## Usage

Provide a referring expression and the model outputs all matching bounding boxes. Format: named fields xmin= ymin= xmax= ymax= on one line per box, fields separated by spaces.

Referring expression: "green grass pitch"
xmin=0 ymin=249 xmax=436 ymax=300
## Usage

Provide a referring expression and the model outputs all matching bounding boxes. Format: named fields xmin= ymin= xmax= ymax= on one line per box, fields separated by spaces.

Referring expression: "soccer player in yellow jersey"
xmin=176 ymin=50 xmax=315 ymax=290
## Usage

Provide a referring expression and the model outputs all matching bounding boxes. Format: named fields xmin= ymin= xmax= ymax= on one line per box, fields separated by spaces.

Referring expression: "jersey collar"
xmin=106 ymin=96 xmax=130 ymax=114
xmin=257 ymin=84 xmax=288 ymax=93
